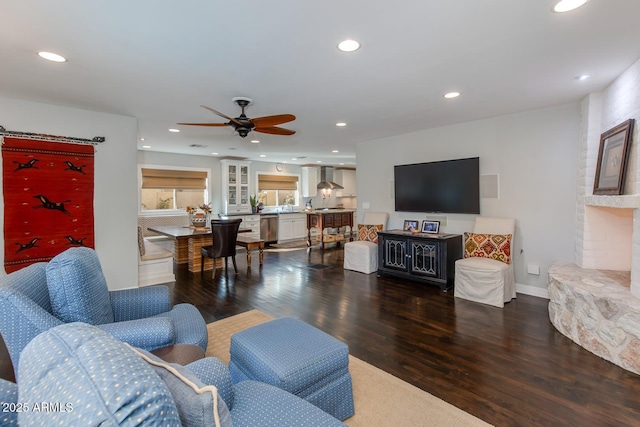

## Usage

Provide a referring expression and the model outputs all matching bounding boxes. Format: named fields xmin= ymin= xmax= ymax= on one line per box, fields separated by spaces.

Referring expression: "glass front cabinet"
xmin=377 ymin=231 xmax=462 ymax=291
xmin=221 ymin=160 xmax=251 ymax=214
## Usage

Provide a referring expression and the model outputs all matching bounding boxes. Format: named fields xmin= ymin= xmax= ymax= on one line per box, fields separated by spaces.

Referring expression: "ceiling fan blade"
xmin=254 ymin=126 xmax=296 ymax=136
xmin=176 ymin=122 xmax=229 ymax=127
xmin=200 ymin=105 xmax=243 ymax=126
xmin=251 ymin=114 xmax=296 ymax=127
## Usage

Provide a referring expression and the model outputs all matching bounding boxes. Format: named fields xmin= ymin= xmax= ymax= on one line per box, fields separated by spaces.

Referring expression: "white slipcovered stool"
xmin=343 ymin=212 xmax=388 ymax=274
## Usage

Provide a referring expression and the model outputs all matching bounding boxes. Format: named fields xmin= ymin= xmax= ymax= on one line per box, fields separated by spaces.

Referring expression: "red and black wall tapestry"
xmin=2 ymin=136 xmax=95 ymax=273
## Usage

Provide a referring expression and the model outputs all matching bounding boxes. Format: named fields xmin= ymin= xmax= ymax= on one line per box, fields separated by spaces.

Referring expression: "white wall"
xmin=356 ymin=103 xmax=581 ymax=296
xmin=0 ymin=96 xmax=138 ymax=290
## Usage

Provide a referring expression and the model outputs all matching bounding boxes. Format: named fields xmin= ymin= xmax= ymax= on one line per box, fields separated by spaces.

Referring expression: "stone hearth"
xmin=548 ymin=262 xmax=640 ymax=375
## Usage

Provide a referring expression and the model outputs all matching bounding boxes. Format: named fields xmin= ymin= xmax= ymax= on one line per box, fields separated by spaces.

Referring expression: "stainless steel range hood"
xmin=317 ymin=166 xmax=344 ymax=190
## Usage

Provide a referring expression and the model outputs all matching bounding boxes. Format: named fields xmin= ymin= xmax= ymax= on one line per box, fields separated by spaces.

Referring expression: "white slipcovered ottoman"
xmin=343 ymin=240 xmax=378 ymax=274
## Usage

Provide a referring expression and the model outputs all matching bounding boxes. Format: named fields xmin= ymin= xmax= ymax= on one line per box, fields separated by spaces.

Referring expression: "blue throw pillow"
xmin=131 ymin=347 xmax=232 ymax=427
xmin=46 ymin=247 xmax=114 ymax=325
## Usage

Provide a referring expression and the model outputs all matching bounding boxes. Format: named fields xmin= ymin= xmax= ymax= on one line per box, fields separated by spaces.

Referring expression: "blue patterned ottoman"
xmin=229 ymin=317 xmax=355 ymax=421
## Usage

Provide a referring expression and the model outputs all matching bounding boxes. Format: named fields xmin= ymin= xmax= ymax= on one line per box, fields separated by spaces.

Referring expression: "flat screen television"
xmin=394 ymin=157 xmax=480 ymax=214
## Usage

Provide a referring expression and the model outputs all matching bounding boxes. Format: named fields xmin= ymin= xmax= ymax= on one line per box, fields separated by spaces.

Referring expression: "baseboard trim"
xmin=516 ymin=282 xmax=549 ymax=299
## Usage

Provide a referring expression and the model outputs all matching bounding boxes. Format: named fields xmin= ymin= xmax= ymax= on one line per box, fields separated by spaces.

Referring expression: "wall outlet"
xmin=527 ymin=264 xmax=540 ymax=275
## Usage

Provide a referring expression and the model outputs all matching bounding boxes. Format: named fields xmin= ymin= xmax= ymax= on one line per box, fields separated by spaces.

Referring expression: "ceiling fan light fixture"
xmin=553 ymin=0 xmax=588 ymax=13
xmin=38 ymin=51 xmax=67 ymax=62
xmin=337 ymin=39 xmax=360 ymax=52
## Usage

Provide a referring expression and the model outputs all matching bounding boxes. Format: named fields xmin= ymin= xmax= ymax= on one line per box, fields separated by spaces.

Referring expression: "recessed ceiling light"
xmin=139 ymin=137 xmax=145 ymax=141
xmin=553 ymin=0 xmax=588 ymax=12
xmin=212 ymin=152 xmax=219 ymax=155
xmin=316 ymin=160 xmax=322 ymax=163
xmin=142 ymin=145 xmax=151 ymax=149
xmin=339 ymin=163 xmax=345 ymax=165
xmin=576 ymin=74 xmax=591 ymax=81
xmin=336 ymin=122 xmax=347 ymax=127
xmin=251 ymin=140 xmax=260 ymax=144
xmin=291 ymin=157 xmax=298 ymax=161
xmin=168 ymin=128 xmax=180 ymax=133
xmin=337 ymin=39 xmax=360 ymax=52
xmin=444 ymin=92 xmax=461 ymax=99
xmin=332 ymin=150 xmax=339 ymax=153
xmin=37 ymin=51 xmax=67 ymax=62
xmin=259 ymin=154 xmax=266 ymax=158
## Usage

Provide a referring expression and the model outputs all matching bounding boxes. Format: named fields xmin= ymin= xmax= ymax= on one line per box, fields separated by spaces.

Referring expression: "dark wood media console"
xmin=377 ymin=230 xmax=463 ymax=291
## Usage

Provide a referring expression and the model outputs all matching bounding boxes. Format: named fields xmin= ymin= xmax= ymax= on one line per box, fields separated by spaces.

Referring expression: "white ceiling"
xmin=2 ymin=1 xmax=640 ymax=166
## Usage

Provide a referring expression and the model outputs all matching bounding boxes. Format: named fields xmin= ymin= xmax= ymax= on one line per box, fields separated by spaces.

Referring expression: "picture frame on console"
xmin=593 ymin=118 xmax=635 ymax=195
xmin=421 ymin=220 xmax=440 ymax=234
xmin=403 ymin=220 xmax=420 ymax=232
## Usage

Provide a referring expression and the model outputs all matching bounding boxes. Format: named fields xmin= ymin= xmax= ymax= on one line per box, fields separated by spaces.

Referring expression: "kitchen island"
xmin=305 ymin=209 xmax=355 ymax=249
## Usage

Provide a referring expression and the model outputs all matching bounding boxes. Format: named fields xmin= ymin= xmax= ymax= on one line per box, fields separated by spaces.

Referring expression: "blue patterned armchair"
xmin=0 ymin=247 xmax=208 ymax=381
xmin=14 ymin=323 xmax=344 ymax=426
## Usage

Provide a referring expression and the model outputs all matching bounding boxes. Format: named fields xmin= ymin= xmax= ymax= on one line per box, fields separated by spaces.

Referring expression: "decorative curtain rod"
xmin=0 ymin=125 xmax=105 ymax=145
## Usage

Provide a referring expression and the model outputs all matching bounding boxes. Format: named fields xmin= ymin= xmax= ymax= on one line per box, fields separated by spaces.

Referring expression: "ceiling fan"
xmin=177 ymin=97 xmax=296 ymax=138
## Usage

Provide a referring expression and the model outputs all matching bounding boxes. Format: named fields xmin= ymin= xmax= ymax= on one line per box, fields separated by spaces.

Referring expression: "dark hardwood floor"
xmin=172 ymin=244 xmax=640 ymax=427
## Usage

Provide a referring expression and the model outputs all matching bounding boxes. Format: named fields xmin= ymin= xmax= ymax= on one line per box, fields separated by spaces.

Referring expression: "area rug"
xmin=206 ymin=310 xmax=492 ymax=427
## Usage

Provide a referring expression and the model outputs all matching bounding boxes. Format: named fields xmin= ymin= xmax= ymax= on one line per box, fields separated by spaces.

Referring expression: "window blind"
xmin=258 ymin=174 xmax=298 ymax=191
xmin=141 ymin=168 xmax=207 ymax=190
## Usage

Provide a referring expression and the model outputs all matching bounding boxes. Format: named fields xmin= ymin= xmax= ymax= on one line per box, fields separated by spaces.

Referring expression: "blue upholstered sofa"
xmin=0 ymin=247 xmax=208 ymax=381
xmin=4 ymin=323 xmax=344 ymax=426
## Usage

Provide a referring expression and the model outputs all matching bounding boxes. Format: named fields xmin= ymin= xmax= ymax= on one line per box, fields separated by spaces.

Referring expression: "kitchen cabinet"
xmin=240 ymin=214 xmax=260 ymax=239
xmin=301 ymin=167 xmax=319 ymax=198
xmin=335 ymin=169 xmax=356 ymax=197
xmin=278 ymin=213 xmax=307 ymax=242
xmin=221 ymin=160 xmax=251 ymax=214
xmin=377 ymin=230 xmax=462 ymax=291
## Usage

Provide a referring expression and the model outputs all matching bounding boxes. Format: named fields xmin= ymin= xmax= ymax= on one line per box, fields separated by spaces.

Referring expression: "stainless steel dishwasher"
xmin=260 ymin=214 xmax=279 ymax=244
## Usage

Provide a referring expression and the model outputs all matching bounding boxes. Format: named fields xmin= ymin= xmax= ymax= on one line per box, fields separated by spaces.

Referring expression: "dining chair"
xmin=201 ymin=218 xmax=243 ymax=277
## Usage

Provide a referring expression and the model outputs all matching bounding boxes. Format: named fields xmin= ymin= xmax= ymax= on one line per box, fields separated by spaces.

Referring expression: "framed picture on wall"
xmin=421 ymin=220 xmax=440 ymax=234
xmin=403 ymin=220 xmax=419 ymax=232
xmin=593 ymin=119 xmax=635 ymax=195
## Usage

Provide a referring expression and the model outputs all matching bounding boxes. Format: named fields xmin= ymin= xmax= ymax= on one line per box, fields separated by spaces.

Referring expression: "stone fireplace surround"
xmin=548 ymin=262 xmax=640 ymax=375
xmin=547 ymin=59 xmax=640 ymax=375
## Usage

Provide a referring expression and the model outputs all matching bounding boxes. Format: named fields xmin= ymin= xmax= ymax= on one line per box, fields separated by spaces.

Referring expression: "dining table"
xmin=147 ymin=225 xmax=250 ymax=273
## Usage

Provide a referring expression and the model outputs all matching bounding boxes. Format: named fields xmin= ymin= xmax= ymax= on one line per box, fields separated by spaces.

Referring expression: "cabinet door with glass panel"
xmin=222 ymin=160 xmax=252 ymax=214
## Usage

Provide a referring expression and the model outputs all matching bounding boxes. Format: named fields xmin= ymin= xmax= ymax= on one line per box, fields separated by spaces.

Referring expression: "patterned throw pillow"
xmin=131 ymin=347 xmax=232 ymax=427
xmin=357 ymin=224 xmax=383 ymax=243
xmin=464 ymin=232 xmax=512 ymax=264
